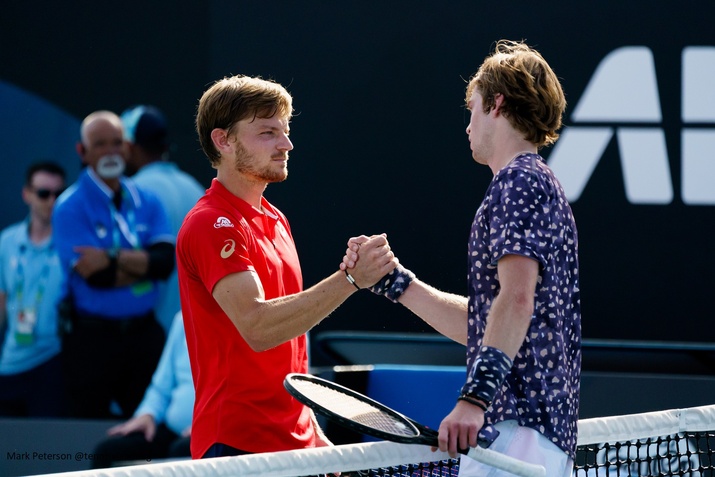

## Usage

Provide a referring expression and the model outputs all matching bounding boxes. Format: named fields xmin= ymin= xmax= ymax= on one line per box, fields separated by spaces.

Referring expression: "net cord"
xmin=32 ymin=441 xmax=544 ymax=477
xmin=30 ymin=404 xmax=715 ymax=477
xmin=576 ymin=404 xmax=715 ymax=446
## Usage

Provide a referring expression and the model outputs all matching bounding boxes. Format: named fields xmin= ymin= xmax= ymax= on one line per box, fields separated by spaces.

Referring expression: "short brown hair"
xmin=196 ymin=75 xmax=293 ymax=165
xmin=466 ymin=40 xmax=566 ymax=148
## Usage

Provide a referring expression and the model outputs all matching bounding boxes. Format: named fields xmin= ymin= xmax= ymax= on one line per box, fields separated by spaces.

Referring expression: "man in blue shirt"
xmin=0 ymin=162 xmax=66 ymax=416
xmin=120 ymin=105 xmax=205 ymax=332
xmin=53 ymin=110 xmax=176 ymax=419
xmin=91 ymin=311 xmax=193 ymax=468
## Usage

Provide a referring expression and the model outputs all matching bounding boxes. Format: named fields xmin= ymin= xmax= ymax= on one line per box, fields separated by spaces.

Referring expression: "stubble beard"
xmin=234 ymin=141 xmax=288 ymax=183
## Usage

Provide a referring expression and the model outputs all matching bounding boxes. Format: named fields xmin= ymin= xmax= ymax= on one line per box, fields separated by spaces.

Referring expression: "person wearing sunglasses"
xmin=0 ymin=161 xmax=67 ymax=416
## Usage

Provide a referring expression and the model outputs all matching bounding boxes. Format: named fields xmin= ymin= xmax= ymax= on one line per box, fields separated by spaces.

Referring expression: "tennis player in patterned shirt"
xmin=342 ymin=40 xmax=581 ymax=476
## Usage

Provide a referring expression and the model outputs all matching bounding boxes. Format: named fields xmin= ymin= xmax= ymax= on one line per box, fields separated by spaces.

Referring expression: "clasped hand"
xmin=72 ymin=246 xmax=111 ymax=278
xmin=339 ymin=234 xmax=396 ymax=289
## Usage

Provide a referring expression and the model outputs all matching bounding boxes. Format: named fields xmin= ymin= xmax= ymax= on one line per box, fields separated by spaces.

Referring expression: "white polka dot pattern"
xmin=466 ymin=153 xmax=582 ymax=459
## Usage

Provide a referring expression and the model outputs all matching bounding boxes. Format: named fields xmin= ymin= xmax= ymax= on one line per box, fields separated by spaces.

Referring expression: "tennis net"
xmin=574 ymin=403 xmax=715 ymax=476
xmin=33 ymin=404 xmax=715 ymax=477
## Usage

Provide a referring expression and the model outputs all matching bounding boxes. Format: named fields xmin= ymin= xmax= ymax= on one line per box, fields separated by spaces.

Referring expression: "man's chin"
xmin=266 ymin=170 xmax=288 ymax=183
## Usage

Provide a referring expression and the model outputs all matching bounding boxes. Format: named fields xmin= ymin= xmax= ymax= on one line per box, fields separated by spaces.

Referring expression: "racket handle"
xmin=465 ymin=446 xmax=546 ymax=477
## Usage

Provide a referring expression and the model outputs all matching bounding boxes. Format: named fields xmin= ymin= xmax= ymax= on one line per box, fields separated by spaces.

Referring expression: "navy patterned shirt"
xmin=467 ymin=153 xmax=581 ymax=458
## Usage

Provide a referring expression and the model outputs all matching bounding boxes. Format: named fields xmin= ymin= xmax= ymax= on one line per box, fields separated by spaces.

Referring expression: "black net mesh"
xmin=337 ymin=459 xmax=460 ymax=476
xmin=574 ymin=431 xmax=715 ymax=476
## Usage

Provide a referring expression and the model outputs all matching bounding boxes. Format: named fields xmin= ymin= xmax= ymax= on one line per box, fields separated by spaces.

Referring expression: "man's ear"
xmin=492 ymin=93 xmax=505 ymax=115
xmin=21 ymin=185 xmax=32 ymax=206
xmin=76 ymin=142 xmax=88 ymax=166
xmin=210 ymin=128 xmax=232 ymax=154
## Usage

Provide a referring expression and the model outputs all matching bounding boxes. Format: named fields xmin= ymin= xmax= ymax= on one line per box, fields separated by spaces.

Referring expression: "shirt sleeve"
xmin=487 ymin=168 xmax=553 ymax=267
xmin=181 ymin=208 xmax=254 ymax=295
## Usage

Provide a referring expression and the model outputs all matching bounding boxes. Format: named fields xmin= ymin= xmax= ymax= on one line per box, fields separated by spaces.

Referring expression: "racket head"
xmin=284 ymin=373 xmax=436 ymax=445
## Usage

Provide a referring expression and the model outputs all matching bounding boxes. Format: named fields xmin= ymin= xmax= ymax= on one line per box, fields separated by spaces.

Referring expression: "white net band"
xmin=29 ymin=404 xmax=715 ymax=477
xmin=577 ymin=403 xmax=715 ymax=445
xmin=575 ymin=404 xmax=715 ymax=476
xmin=33 ymin=440 xmax=544 ymax=477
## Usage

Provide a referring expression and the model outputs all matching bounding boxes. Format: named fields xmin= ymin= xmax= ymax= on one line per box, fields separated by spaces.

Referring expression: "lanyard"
xmin=14 ymin=244 xmax=51 ymax=309
xmin=109 ymin=189 xmax=140 ymax=250
xmin=108 ymin=188 xmax=154 ymax=297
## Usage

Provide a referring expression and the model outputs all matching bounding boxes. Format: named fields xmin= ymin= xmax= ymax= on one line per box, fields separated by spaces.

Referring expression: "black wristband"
xmin=457 ymin=394 xmax=488 ymax=412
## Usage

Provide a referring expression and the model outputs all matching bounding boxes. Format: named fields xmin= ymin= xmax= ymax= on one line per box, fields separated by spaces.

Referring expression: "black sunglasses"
xmin=34 ymin=188 xmax=66 ymax=200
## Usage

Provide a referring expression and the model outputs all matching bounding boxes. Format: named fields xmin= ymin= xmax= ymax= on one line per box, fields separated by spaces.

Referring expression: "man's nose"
xmin=279 ymin=135 xmax=294 ymax=151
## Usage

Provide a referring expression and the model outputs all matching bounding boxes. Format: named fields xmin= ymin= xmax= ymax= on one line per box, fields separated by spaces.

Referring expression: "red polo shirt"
xmin=177 ymin=179 xmax=314 ymax=458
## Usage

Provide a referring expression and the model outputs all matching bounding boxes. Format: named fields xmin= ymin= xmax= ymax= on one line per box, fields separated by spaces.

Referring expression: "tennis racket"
xmin=284 ymin=373 xmax=545 ymax=477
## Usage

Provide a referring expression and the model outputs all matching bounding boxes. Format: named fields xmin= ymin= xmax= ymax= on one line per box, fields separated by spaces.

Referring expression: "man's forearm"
xmin=84 ymin=251 xmax=146 ymax=288
xmin=480 ymin=292 xmax=533 ymax=360
xmin=397 ymin=279 xmax=469 ymax=345
xmin=219 ymin=270 xmax=358 ymax=352
xmin=116 ymin=249 xmax=149 ymax=277
xmin=113 ymin=244 xmax=175 ymax=285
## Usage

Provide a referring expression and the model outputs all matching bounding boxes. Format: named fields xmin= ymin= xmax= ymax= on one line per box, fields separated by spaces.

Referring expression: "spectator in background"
xmin=53 ymin=110 xmax=175 ymax=419
xmin=120 ymin=105 xmax=205 ymax=332
xmin=91 ymin=311 xmax=193 ymax=468
xmin=0 ymin=161 xmax=66 ymax=417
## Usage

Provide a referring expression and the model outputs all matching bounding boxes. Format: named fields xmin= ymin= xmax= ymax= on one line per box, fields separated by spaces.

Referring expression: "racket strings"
xmin=291 ymin=379 xmax=418 ymax=438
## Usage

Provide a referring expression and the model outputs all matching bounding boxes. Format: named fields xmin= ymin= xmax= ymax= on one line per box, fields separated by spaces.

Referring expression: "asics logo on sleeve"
xmin=214 ymin=217 xmax=234 ymax=228
xmin=221 ymin=239 xmax=236 ymax=259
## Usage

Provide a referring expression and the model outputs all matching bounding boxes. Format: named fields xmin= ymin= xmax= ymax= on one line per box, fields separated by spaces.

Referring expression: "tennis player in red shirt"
xmin=176 ymin=74 xmax=396 ymax=459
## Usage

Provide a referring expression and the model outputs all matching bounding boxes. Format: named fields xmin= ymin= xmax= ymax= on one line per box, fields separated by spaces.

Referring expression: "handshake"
xmin=338 ymin=234 xmax=415 ymax=303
